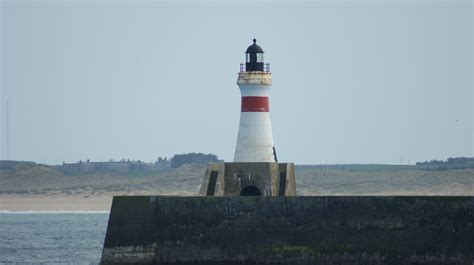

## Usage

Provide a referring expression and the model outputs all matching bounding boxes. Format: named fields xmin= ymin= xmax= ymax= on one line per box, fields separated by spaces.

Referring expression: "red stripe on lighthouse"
xmin=241 ymin=96 xmax=269 ymax=112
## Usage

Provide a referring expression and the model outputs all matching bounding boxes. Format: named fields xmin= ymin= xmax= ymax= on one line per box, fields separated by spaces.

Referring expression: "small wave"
xmin=0 ymin=210 xmax=109 ymax=214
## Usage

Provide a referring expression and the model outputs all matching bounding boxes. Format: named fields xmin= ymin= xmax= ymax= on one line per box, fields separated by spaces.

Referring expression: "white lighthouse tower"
xmin=234 ymin=39 xmax=277 ymax=163
xmin=199 ymin=39 xmax=296 ymax=197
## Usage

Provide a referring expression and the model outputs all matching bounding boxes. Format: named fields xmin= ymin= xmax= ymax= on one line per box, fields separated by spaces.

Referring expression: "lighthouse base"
xmin=199 ymin=162 xmax=297 ymax=196
xmin=100 ymin=196 xmax=474 ymax=265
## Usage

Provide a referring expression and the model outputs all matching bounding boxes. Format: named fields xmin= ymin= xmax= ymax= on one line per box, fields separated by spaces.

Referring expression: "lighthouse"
xmin=198 ymin=39 xmax=296 ymax=197
xmin=234 ymin=39 xmax=276 ymax=162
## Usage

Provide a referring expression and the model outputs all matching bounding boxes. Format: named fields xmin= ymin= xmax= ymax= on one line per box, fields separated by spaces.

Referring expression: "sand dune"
xmin=1 ymin=164 xmax=473 ymax=211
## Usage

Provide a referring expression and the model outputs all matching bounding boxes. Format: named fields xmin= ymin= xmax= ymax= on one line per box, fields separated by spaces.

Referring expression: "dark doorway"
xmin=279 ymin=171 xmax=287 ymax=196
xmin=206 ymin=171 xmax=218 ymax=196
xmin=240 ymin=185 xmax=262 ymax=196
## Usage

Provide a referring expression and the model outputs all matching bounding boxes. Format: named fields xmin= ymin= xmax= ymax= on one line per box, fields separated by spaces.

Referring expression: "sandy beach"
xmin=0 ymin=194 xmax=113 ymax=212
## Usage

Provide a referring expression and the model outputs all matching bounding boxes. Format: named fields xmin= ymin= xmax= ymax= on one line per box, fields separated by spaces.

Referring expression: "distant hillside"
xmin=0 ymin=162 xmax=204 ymax=195
xmin=1 ymin=162 xmax=473 ymax=196
xmin=296 ymin=166 xmax=474 ymax=196
xmin=2 ymin=153 xmax=221 ymax=175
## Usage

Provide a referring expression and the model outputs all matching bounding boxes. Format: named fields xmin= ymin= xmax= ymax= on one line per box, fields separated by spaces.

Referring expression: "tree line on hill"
xmin=416 ymin=157 xmax=474 ymax=170
xmin=170 ymin=153 xmax=220 ymax=168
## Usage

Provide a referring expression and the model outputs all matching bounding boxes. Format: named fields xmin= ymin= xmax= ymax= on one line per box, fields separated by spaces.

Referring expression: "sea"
xmin=0 ymin=211 xmax=109 ymax=264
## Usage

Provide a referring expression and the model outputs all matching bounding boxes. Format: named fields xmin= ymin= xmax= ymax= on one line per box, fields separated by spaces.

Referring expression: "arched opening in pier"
xmin=240 ymin=185 xmax=262 ymax=196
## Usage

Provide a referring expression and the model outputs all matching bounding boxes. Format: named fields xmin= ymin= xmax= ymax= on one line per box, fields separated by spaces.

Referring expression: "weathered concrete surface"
xmin=199 ymin=162 xmax=297 ymax=196
xmin=101 ymin=196 xmax=474 ymax=265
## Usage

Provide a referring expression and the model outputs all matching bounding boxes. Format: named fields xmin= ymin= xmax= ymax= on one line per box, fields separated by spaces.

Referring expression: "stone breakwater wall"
xmin=101 ymin=196 xmax=474 ymax=265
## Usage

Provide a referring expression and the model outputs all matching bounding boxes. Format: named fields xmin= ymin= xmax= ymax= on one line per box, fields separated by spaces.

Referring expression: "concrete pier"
xmin=199 ymin=162 xmax=296 ymax=196
xmin=101 ymin=196 xmax=474 ymax=265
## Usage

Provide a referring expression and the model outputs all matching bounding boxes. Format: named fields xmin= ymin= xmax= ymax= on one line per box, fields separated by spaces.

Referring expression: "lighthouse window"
xmin=246 ymin=53 xmax=250 ymax=62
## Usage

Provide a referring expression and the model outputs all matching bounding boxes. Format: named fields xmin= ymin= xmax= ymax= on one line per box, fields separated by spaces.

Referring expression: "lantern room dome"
xmin=246 ymin=39 xmax=264 ymax=53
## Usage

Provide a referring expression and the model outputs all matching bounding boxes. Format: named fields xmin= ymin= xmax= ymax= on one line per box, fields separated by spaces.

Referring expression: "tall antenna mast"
xmin=6 ymin=100 xmax=9 ymax=160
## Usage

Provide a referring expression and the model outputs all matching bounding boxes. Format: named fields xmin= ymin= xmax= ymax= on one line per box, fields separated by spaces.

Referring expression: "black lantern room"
xmin=245 ymin=39 xmax=266 ymax=72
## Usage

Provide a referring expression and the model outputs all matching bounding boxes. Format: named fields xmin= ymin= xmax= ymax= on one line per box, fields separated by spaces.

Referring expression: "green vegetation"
xmin=416 ymin=157 xmax=474 ymax=170
xmin=117 ymin=170 xmax=172 ymax=178
xmin=297 ymin=157 xmax=474 ymax=172
xmin=170 ymin=153 xmax=219 ymax=168
xmin=298 ymin=164 xmax=415 ymax=172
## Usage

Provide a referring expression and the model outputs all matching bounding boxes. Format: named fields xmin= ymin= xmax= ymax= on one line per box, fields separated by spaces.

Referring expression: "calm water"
xmin=0 ymin=212 xmax=109 ymax=264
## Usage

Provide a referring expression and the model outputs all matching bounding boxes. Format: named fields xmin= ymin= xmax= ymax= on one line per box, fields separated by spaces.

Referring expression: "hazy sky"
xmin=1 ymin=1 xmax=472 ymax=165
